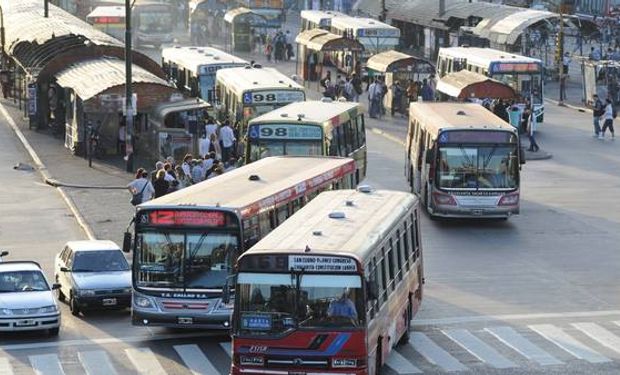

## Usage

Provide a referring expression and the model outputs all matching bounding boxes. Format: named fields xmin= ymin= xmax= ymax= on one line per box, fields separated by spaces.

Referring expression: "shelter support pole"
xmin=44 ymin=0 xmax=49 ymax=18
xmin=125 ymin=0 xmax=134 ymax=172
xmin=558 ymin=4 xmax=565 ymax=106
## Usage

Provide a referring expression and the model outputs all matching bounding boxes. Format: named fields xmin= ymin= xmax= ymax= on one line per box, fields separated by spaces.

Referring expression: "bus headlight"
xmin=239 ymin=355 xmax=264 ymax=366
xmin=134 ymin=295 xmax=154 ymax=309
xmin=332 ymin=358 xmax=358 ymax=368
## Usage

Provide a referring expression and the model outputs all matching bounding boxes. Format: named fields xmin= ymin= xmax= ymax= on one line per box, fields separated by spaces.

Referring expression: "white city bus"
xmin=300 ymin=9 xmax=346 ymax=32
xmin=231 ymin=188 xmax=423 ymax=375
xmin=215 ymin=65 xmax=306 ymax=133
xmin=246 ymin=100 xmax=367 ymax=182
xmin=124 ymin=156 xmax=358 ymax=329
xmin=406 ymin=102 xmax=524 ymax=219
xmin=330 ymin=16 xmax=400 ymax=72
xmin=162 ymin=46 xmax=248 ymax=103
xmin=437 ymin=47 xmax=545 ymax=122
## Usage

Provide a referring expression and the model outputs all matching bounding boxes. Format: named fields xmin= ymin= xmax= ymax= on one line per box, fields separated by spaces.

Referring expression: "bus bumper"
xmin=230 ymin=365 xmax=365 ymax=375
xmin=132 ymin=309 xmax=232 ymax=329
xmin=430 ymin=204 xmax=519 ymax=219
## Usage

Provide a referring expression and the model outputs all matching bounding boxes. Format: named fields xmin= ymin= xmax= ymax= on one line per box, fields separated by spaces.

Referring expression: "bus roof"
xmin=87 ymin=6 xmax=125 ymax=18
xmin=330 ymin=16 xmax=399 ymax=32
xmin=300 ymin=10 xmax=347 ymax=24
xmin=438 ymin=47 xmax=541 ymax=66
xmin=139 ymin=156 xmax=356 ymax=217
xmin=216 ymin=66 xmax=303 ymax=94
xmin=249 ymin=100 xmax=360 ymax=125
xmin=243 ymin=189 xmax=417 ymax=262
xmin=409 ymin=102 xmax=516 ymax=136
xmin=161 ymin=46 xmax=248 ymax=75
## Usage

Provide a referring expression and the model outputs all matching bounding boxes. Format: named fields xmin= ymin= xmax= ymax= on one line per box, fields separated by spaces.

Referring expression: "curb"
xmin=0 ymin=102 xmax=97 ymax=241
xmin=545 ymin=98 xmax=591 ymax=113
xmin=370 ymin=127 xmax=406 ymax=146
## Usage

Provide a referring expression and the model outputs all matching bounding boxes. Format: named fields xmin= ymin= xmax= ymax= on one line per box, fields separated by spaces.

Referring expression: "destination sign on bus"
xmin=239 ymin=254 xmax=357 ymax=272
xmin=243 ymin=91 xmax=305 ymax=105
xmin=249 ymin=124 xmax=323 ymax=140
xmin=439 ymin=131 xmax=515 ymax=144
xmin=199 ymin=64 xmax=244 ymax=75
xmin=357 ymin=28 xmax=400 ymax=38
xmin=490 ymin=62 xmax=540 ymax=74
xmin=146 ymin=210 xmax=228 ymax=227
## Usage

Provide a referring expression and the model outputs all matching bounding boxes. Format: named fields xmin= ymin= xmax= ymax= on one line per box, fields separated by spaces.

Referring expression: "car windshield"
xmin=249 ymin=140 xmax=323 ymax=161
xmin=136 ymin=231 xmax=238 ymax=290
xmin=72 ymin=250 xmax=130 ymax=272
xmin=437 ymin=145 xmax=519 ymax=190
xmin=0 ymin=270 xmax=49 ymax=293
xmin=236 ymin=273 xmax=365 ymax=336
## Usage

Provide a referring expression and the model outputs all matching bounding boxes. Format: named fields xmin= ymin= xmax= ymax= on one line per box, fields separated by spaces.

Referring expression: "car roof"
xmin=65 ymin=240 xmax=121 ymax=252
xmin=0 ymin=261 xmax=43 ymax=272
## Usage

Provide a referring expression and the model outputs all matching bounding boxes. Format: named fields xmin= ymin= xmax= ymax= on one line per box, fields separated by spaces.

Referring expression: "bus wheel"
xmin=425 ymin=190 xmax=438 ymax=220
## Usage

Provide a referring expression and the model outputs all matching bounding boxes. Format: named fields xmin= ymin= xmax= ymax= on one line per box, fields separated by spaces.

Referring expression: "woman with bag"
xmin=127 ymin=168 xmax=155 ymax=206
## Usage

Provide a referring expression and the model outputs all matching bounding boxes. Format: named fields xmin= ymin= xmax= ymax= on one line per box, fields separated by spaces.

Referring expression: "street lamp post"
xmin=125 ymin=0 xmax=134 ymax=172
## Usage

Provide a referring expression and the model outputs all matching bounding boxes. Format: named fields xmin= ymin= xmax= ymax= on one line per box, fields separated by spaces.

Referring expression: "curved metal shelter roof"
xmin=150 ymin=98 xmax=212 ymax=125
xmin=55 ymin=57 xmax=173 ymax=101
xmin=366 ymin=50 xmax=434 ymax=74
xmin=224 ymin=7 xmax=267 ymax=25
xmin=1 ymin=0 xmax=123 ymax=71
xmin=436 ymin=70 xmax=515 ymax=100
xmin=295 ymin=29 xmax=364 ymax=52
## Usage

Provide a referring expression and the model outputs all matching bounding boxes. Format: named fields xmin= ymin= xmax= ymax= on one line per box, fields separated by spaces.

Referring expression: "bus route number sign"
xmin=249 ymin=124 xmax=322 ymax=140
xmin=245 ymin=91 xmax=305 ymax=105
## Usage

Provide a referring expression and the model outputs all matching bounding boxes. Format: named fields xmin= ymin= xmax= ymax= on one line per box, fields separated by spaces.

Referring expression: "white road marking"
xmin=412 ymin=309 xmax=620 ymax=326
xmin=443 ymin=329 xmax=516 ymax=369
xmin=485 ymin=326 xmax=563 ymax=366
xmin=219 ymin=342 xmax=232 ymax=358
xmin=174 ymin=344 xmax=220 ymax=375
xmin=78 ymin=351 xmax=118 ymax=375
xmin=572 ymin=322 xmax=620 ymax=355
xmin=29 ymin=354 xmax=65 ymax=375
xmin=529 ymin=324 xmax=610 ymax=363
xmin=0 ymin=358 xmax=14 ymax=375
xmin=1 ymin=332 xmax=214 ymax=351
xmin=125 ymin=348 xmax=167 ymax=375
xmin=385 ymin=350 xmax=422 ymax=374
xmin=408 ymin=332 xmax=468 ymax=372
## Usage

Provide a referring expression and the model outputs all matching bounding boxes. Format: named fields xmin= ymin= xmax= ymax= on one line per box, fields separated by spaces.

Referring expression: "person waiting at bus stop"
xmin=327 ymin=288 xmax=357 ymax=322
xmin=522 ymin=104 xmax=540 ymax=152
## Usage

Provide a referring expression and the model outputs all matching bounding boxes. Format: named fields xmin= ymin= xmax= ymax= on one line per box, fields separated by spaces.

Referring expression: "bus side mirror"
xmin=366 ymin=279 xmax=379 ymax=300
xmin=519 ymin=147 xmax=526 ymax=165
xmin=222 ymin=274 xmax=237 ymax=304
xmin=122 ymin=232 xmax=132 ymax=253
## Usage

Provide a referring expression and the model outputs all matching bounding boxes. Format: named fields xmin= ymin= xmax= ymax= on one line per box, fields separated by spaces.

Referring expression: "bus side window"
xmin=291 ymin=197 xmax=303 ymax=214
xmin=276 ymin=205 xmax=288 ymax=225
xmin=376 ymin=252 xmax=387 ymax=305
xmin=395 ymin=230 xmax=403 ymax=282
xmin=257 ymin=212 xmax=272 ymax=237
xmin=344 ymin=120 xmax=354 ymax=154
xmin=367 ymin=258 xmax=377 ymax=319
xmin=416 ymin=129 xmax=426 ymax=172
xmin=386 ymin=239 xmax=395 ymax=292
xmin=402 ymin=220 xmax=411 ymax=271
xmin=242 ymin=217 xmax=260 ymax=250
xmin=411 ymin=212 xmax=419 ymax=260
xmin=356 ymin=114 xmax=366 ymax=146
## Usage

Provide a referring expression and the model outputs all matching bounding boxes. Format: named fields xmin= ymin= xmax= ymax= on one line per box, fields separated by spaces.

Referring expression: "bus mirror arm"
xmin=222 ymin=274 xmax=237 ymax=304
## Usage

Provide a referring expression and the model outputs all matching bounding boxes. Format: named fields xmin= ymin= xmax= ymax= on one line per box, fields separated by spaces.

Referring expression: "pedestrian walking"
xmin=153 ymin=170 xmax=170 ymax=199
xmin=351 ymin=73 xmax=362 ymax=102
xmin=391 ymin=81 xmax=403 ymax=117
xmin=128 ymin=168 xmax=155 ymax=205
xmin=601 ymin=98 xmax=616 ymax=139
xmin=592 ymin=94 xmax=604 ymax=137
xmin=523 ymin=105 xmax=540 ymax=152
xmin=421 ymin=79 xmax=434 ymax=102
xmin=199 ymin=133 xmax=210 ymax=158
xmin=406 ymin=80 xmax=418 ymax=104
xmin=368 ymin=79 xmax=382 ymax=118
xmin=219 ymin=121 xmax=236 ymax=162
xmin=204 ymin=117 xmax=218 ymax=140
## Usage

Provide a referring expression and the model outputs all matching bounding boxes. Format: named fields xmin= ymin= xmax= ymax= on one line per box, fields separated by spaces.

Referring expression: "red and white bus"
xmin=123 ymin=156 xmax=357 ymax=329
xmin=231 ymin=187 xmax=424 ymax=374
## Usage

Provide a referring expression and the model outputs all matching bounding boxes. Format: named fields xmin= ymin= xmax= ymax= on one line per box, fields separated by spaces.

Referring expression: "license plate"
xmin=178 ymin=317 xmax=193 ymax=324
xmin=102 ymin=298 xmax=117 ymax=306
xmin=15 ymin=319 xmax=36 ymax=327
xmin=471 ymin=209 xmax=483 ymax=216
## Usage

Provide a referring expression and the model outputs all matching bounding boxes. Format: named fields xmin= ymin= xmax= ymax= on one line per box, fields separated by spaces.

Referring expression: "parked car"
xmin=54 ymin=240 xmax=131 ymax=316
xmin=0 ymin=261 xmax=61 ymax=336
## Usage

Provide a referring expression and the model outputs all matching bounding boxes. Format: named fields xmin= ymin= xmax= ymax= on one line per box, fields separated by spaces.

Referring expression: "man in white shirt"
xmin=181 ymin=154 xmax=193 ymax=177
xmin=199 ymin=134 xmax=210 ymax=158
xmin=204 ymin=119 xmax=218 ymax=140
xmin=219 ymin=122 xmax=236 ymax=161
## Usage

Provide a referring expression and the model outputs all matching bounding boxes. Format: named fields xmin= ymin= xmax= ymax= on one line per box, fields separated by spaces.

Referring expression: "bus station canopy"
xmin=436 ymin=70 xmax=515 ymax=100
xmin=295 ymin=29 xmax=364 ymax=52
xmin=224 ymin=7 xmax=267 ymax=26
xmin=366 ymin=50 xmax=434 ymax=74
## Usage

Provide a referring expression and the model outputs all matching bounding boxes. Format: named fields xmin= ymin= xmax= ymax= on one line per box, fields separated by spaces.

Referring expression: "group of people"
xmin=592 ymin=93 xmax=616 ymax=139
xmin=368 ymin=76 xmax=436 ymax=119
xmin=319 ymin=71 xmax=364 ymax=102
xmin=488 ymin=98 xmax=540 ymax=152
xmin=127 ymin=119 xmax=240 ymax=205
xmin=253 ymin=29 xmax=294 ymax=63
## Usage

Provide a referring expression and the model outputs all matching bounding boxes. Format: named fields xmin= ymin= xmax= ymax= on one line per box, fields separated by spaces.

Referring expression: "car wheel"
xmin=69 ymin=294 xmax=80 ymax=316
xmin=48 ymin=327 xmax=59 ymax=337
xmin=57 ymin=284 xmax=66 ymax=302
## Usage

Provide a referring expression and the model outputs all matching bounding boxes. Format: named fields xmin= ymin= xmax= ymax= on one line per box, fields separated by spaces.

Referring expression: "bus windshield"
xmin=236 ymin=273 xmax=365 ymax=335
xmin=135 ymin=231 xmax=238 ymax=290
xmin=492 ymin=73 xmax=542 ymax=105
xmin=437 ymin=145 xmax=518 ymax=190
xmin=249 ymin=140 xmax=323 ymax=161
xmin=137 ymin=10 xmax=173 ymax=33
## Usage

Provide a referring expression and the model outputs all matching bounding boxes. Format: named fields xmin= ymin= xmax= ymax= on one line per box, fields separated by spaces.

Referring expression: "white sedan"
xmin=0 ymin=261 xmax=61 ymax=336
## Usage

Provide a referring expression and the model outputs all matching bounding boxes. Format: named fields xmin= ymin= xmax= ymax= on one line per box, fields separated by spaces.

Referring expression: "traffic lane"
xmin=417 ymin=105 xmax=620 ymax=320
xmin=363 ymin=130 xmax=409 ymax=191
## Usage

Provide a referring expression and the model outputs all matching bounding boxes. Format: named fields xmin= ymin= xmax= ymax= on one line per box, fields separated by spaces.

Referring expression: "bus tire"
xmin=424 ymin=189 xmax=438 ymax=220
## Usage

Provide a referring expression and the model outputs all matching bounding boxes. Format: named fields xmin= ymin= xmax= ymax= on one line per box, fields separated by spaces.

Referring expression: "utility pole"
xmin=44 ymin=0 xmax=49 ymax=18
xmin=558 ymin=1 xmax=566 ymax=105
xmin=379 ymin=0 xmax=386 ymax=22
xmin=125 ymin=0 xmax=134 ymax=172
